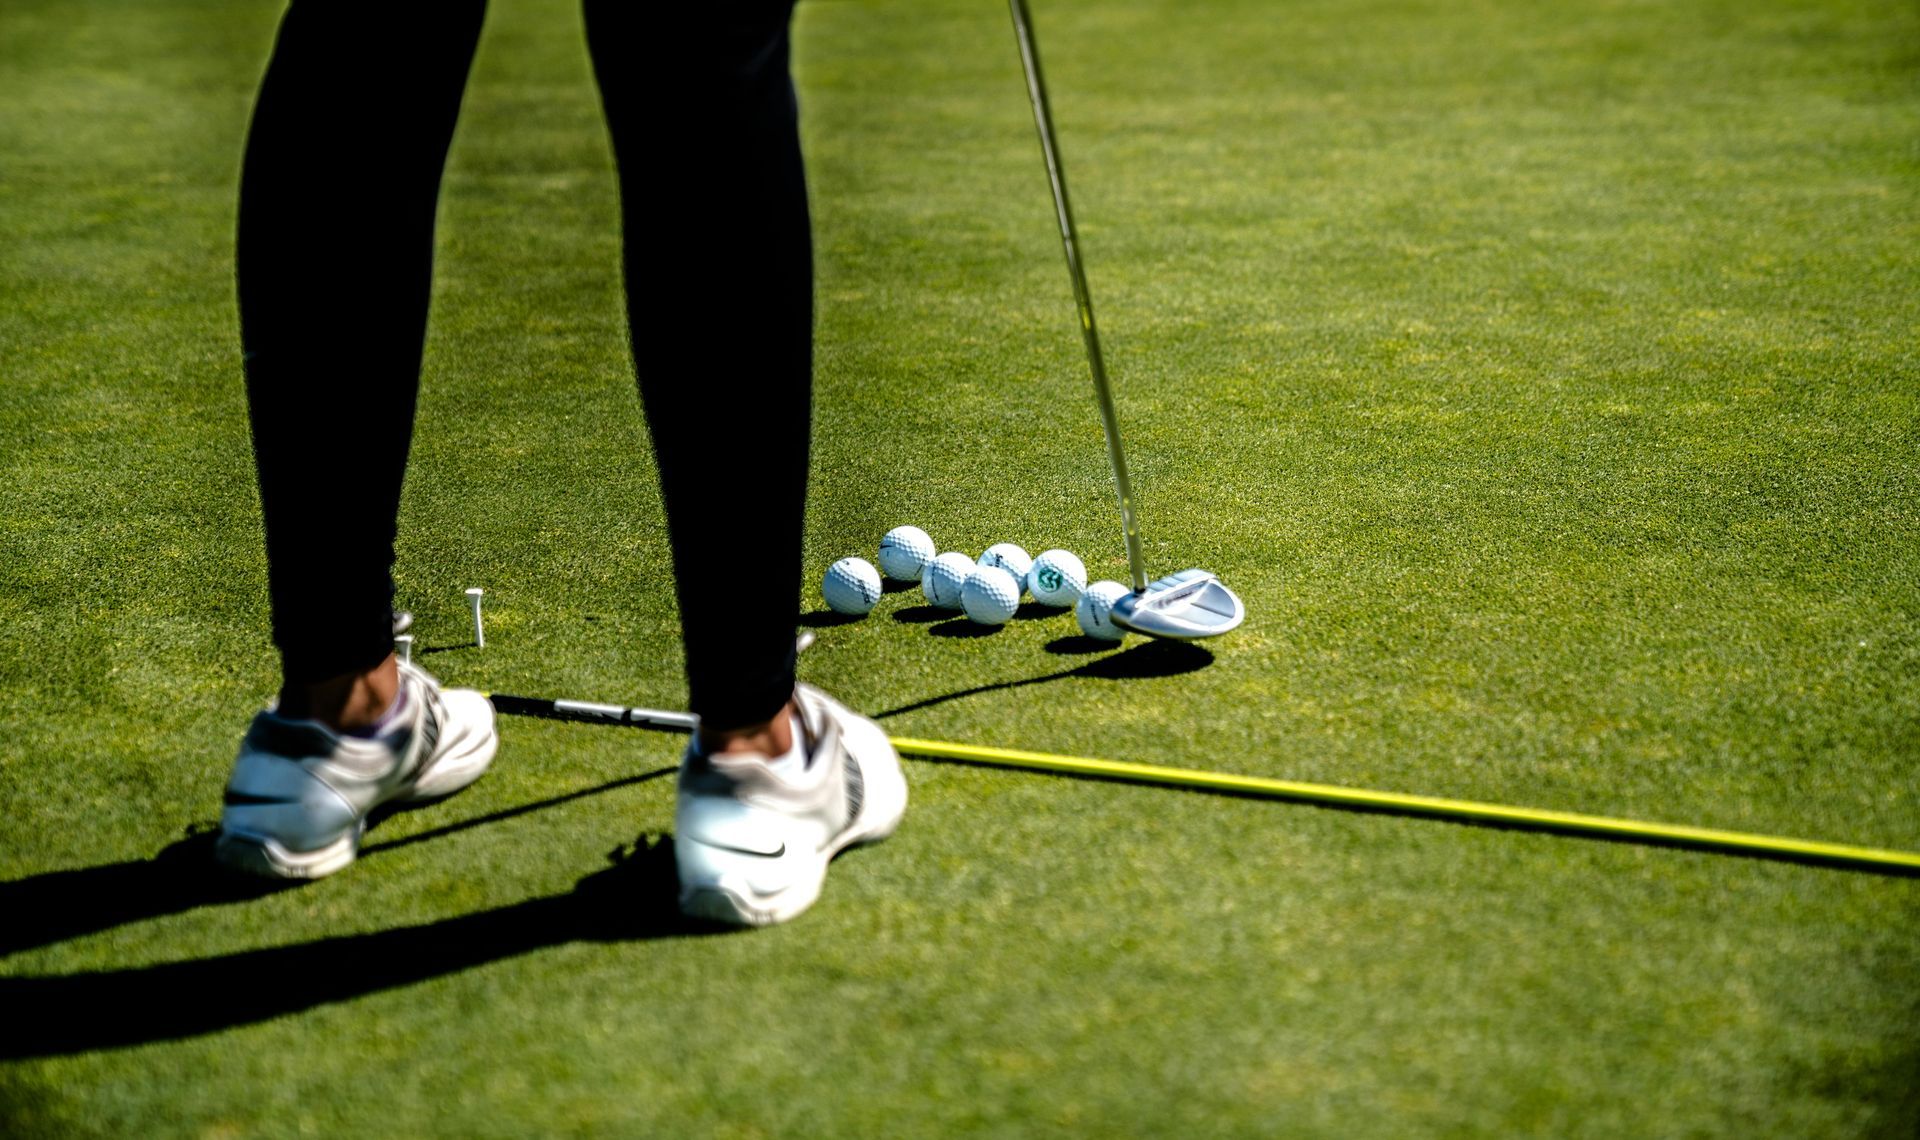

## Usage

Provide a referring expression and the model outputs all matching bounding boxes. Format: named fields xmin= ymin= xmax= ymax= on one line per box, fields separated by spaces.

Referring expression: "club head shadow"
xmin=1110 ymin=568 xmax=1245 ymax=640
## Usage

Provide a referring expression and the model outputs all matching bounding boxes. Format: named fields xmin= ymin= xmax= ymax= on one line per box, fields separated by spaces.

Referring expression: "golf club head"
xmin=1110 ymin=568 xmax=1245 ymax=640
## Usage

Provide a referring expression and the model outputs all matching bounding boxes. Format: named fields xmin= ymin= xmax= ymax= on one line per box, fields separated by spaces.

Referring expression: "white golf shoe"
xmin=216 ymin=658 xmax=498 ymax=879
xmin=675 ymin=683 xmax=907 ymax=927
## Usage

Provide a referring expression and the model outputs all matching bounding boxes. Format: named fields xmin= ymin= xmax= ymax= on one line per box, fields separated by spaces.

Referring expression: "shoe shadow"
xmin=0 ymin=837 xmax=726 ymax=1061
xmin=872 ymin=640 xmax=1214 ymax=721
xmin=0 ymin=768 xmax=676 ymax=961
xmin=0 ymin=830 xmax=296 ymax=960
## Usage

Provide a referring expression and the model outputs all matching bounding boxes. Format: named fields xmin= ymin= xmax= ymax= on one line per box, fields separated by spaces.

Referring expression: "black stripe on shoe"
xmin=844 ymin=756 xmax=864 ymax=826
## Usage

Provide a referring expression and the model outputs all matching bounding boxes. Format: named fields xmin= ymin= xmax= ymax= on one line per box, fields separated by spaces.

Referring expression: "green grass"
xmin=3 ymin=0 xmax=1918 ymax=1134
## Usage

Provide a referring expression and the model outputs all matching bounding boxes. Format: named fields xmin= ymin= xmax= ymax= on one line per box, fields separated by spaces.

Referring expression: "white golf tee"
xmin=466 ymin=587 xmax=485 ymax=649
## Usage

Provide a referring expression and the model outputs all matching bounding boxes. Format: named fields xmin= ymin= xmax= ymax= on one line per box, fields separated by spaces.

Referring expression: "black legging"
xmin=238 ymin=0 xmax=810 ymax=730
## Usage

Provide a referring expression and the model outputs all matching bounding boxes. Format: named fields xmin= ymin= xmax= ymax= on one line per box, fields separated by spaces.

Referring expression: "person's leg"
xmin=584 ymin=1 xmax=906 ymax=926
xmin=582 ymin=0 xmax=812 ymax=747
xmin=220 ymin=0 xmax=498 ymax=880
xmin=239 ymin=0 xmax=488 ymax=728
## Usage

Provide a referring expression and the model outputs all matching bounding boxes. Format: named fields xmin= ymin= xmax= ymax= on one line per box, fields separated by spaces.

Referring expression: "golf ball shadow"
xmin=930 ymin=618 xmax=1001 ymax=638
xmin=890 ymin=605 xmax=951 ymax=625
xmin=1013 ymin=601 xmax=1068 ymax=621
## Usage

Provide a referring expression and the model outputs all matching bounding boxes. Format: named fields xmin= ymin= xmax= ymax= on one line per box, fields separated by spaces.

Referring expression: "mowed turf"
xmin=3 ymin=0 xmax=1918 ymax=1133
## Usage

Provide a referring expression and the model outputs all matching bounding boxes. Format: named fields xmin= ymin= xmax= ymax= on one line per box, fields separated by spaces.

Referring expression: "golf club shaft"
xmin=488 ymin=693 xmax=697 ymax=732
xmin=1009 ymin=0 xmax=1148 ymax=593
xmin=486 ymin=693 xmax=1920 ymax=876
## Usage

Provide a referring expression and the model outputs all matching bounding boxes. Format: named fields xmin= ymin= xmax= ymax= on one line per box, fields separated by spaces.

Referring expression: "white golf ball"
xmin=1076 ymin=580 xmax=1131 ymax=641
xmin=977 ymin=543 xmax=1033 ymax=597
xmin=877 ymin=525 xmax=935 ymax=581
xmin=922 ymin=551 xmax=975 ymax=610
xmin=1027 ymin=549 xmax=1088 ymax=607
xmin=961 ymin=566 xmax=1021 ymax=626
xmin=822 ymin=557 xmax=883 ymax=615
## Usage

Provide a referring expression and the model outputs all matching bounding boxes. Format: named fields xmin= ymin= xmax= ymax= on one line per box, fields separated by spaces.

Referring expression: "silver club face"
xmin=1109 ymin=569 xmax=1246 ymax=640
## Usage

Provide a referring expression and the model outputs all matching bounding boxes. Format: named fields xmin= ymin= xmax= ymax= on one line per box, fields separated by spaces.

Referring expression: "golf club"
xmin=487 ymin=634 xmax=817 ymax=729
xmin=1008 ymin=0 xmax=1245 ymax=640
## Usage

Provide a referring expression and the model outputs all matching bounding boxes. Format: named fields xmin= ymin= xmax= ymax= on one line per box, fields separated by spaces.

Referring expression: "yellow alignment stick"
xmin=483 ymin=695 xmax=1920 ymax=876
xmin=888 ymin=736 xmax=1920 ymax=877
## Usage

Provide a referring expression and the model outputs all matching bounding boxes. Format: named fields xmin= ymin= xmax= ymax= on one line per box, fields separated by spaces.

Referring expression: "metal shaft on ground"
xmin=489 ymin=693 xmax=696 ymax=732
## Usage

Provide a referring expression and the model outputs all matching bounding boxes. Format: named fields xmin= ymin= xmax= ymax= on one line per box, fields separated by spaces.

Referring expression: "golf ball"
xmin=822 ymin=557 xmax=882 ymax=615
xmin=1027 ymin=549 xmax=1088 ymax=607
xmin=978 ymin=543 xmax=1033 ymax=597
xmin=1076 ymin=580 xmax=1131 ymax=641
xmin=961 ymin=566 xmax=1021 ymax=626
xmin=922 ymin=551 xmax=975 ymax=610
xmin=877 ymin=525 xmax=935 ymax=581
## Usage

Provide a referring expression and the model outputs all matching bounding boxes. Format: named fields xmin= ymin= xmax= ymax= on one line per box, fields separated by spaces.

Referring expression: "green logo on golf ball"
xmin=1037 ymin=567 xmax=1062 ymax=591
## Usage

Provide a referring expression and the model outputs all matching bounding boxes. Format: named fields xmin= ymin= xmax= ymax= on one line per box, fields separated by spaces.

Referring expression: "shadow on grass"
xmin=1013 ymin=602 xmax=1068 ymax=621
xmin=0 ymin=838 xmax=728 ymax=1060
xmin=929 ymin=619 xmax=999 ymax=638
xmin=1045 ymin=634 xmax=1121 ymax=655
xmin=0 ymin=769 xmax=676 ymax=960
xmin=416 ymin=641 xmax=477 ymax=656
xmin=872 ymin=640 xmax=1215 ymax=721
xmin=797 ymin=609 xmax=864 ymax=629
xmin=890 ymin=605 xmax=949 ymax=624
xmin=0 ymin=830 xmax=295 ymax=960
xmin=895 ymin=602 xmax=1065 ymax=631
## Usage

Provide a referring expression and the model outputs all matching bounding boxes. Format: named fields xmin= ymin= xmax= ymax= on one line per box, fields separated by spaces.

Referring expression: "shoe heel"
xmin=680 ymin=885 xmax=773 ymax=928
xmin=215 ymin=826 xmax=361 ymax=881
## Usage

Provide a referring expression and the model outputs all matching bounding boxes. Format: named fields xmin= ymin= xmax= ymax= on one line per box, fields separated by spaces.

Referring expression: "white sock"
xmin=344 ymin=686 xmax=408 ymax=740
xmin=697 ymin=711 xmax=808 ymax=770
xmin=762 ymin=711 xmax=808 ymax=774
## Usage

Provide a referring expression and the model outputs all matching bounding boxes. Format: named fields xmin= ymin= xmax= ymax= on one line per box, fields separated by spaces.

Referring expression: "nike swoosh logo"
xmin=693 ymin=837 xmax=786 ymax=859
